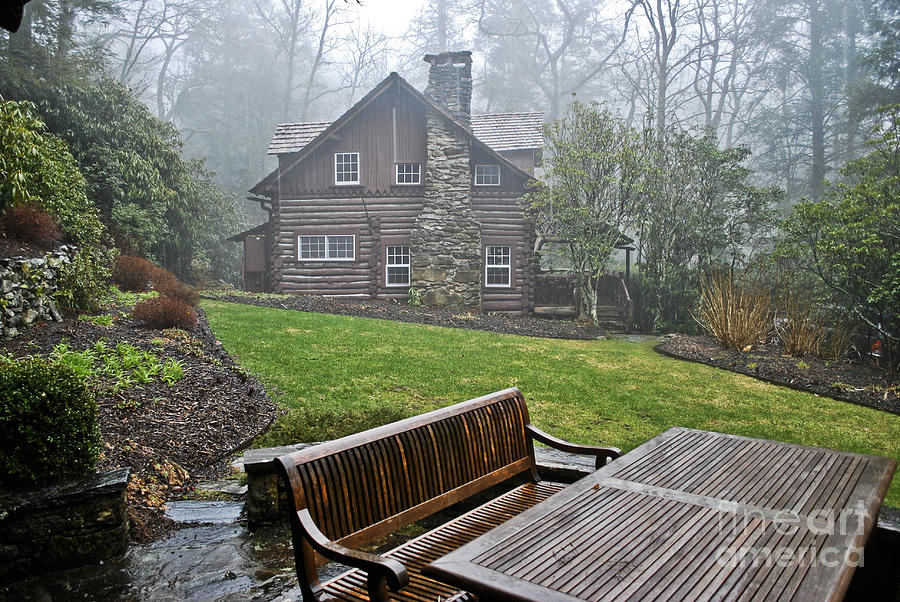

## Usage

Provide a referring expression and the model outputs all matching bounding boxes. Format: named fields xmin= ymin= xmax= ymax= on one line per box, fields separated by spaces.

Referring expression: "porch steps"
xmin=533 ymin=304 xmax=627 ymax=332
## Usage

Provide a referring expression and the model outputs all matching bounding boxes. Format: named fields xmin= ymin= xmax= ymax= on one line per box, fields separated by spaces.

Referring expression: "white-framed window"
xmin=485 ymin=245 xmax=511 ymax=287
xmin=475 ymin=164 xmax=500 ymax=186
xmin=385 ymin=245 xmax=410 ymax=286
xmin=334 ymin=152 xmax=359 ymax=185
xmin=298 ymin=235 xmax=355 ymax=261
xmin=395 ymin=163 xmax=421 ymax=184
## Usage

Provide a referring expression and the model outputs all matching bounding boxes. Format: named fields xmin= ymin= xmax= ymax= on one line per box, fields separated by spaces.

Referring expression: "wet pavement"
xmin=1 ymin=500 xmax=312 ymax=601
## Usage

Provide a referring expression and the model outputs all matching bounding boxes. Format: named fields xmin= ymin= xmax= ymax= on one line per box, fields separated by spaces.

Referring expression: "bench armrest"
xmin=526 ymin=424 xmax=621 ymax=469
xmin=297 ymin=509 xmax=410 ymax=598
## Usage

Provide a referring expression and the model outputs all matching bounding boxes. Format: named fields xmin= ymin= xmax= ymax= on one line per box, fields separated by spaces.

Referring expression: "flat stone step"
xmin=164 ymin=500 xmax=243 ymax=525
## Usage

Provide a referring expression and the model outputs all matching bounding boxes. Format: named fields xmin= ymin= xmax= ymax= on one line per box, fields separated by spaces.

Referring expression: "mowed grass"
xmin=203 ymin=300 xmax=900 ymax=506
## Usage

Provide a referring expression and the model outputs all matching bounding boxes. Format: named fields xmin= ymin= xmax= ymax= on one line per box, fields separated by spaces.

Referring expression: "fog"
xmin=3 ymin=0 xmax=897 ymax=211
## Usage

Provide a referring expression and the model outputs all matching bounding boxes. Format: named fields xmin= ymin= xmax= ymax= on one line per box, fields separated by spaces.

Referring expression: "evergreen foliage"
xmin=779 ymin=106 xmax=900 ymax=369
xmin=0 ymin=98 xmax=104 ymax=244
xmin=0 ymin=358 xmax=100 ymax=485
xmin=0 ymin=50 xmax=244 ymax=284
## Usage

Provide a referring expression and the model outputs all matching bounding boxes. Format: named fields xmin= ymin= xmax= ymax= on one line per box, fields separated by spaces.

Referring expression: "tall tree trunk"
xmin=843 ymin=1 xmax=860 ymax=160
xmin=807 ymin=0 xmax=826 ymax=200
xmin=299 ymin=0 xmax=335 ymax=122
xmin=56 ymin=0 xmax=75 ymax=57
xmin=8 ymin=1 xmax=33 ymax=59
xmin=437 ymin=0 xmax=447 ymax=52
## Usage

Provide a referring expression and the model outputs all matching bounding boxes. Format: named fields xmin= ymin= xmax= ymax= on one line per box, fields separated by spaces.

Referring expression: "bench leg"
xmin=367 ymin=574 xmax=391 ymax=601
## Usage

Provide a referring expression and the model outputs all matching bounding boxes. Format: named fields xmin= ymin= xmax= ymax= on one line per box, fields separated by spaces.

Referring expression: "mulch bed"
xmin=657 ymin=335 xmax=899 ymax=415
xmin=0 ymin=307 xmax=277 ymax=542
xmin=210 ymin=293 xmax=605 ymax=340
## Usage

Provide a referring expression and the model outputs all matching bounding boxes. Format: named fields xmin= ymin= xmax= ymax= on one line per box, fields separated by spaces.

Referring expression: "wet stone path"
xmin=2 ymin=498 xmax=315 ymax=601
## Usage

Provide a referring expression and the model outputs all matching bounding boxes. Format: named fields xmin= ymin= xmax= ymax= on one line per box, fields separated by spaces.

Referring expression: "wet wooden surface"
xmin=426 ymin=427 xmax=896 ymax=601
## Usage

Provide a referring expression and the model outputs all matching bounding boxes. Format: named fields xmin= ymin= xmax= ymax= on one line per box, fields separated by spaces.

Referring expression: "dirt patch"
xmin=1 ymin=307 xmax=277 ymax=542
xmin=657 ymin=335 xmax=899 ymax=415
xmin=209 ymin=293 xmax=606 ymax=340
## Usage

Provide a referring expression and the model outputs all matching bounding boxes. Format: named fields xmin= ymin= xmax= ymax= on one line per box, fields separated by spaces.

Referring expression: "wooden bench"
xmin=276 ymin=387 xmax=621 ymax=601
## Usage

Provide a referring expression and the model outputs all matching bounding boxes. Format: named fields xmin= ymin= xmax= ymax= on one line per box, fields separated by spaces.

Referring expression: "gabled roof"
xmin=470 ymin=112 xmax=543 ymax=151
xmin=252 ymin=72 xmax=543 ymax=196
xmin=268 ymin=112 xmax=544 ymax=156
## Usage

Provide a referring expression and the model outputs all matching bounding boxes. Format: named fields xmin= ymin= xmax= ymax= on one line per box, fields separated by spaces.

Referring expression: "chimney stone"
xmin=423 ymin=51 xmax=472 ymax=125
xmin=411 ymin=50 xmax=481 ymax=310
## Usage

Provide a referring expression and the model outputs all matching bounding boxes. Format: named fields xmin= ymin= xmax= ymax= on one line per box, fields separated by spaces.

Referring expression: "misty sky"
xmin=352 ymin=0 xmax=427 ymax=37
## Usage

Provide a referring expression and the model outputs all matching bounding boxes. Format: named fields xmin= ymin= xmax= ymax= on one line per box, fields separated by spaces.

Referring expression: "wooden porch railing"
xmin=613 ymin=276 xmax=633 ymax=332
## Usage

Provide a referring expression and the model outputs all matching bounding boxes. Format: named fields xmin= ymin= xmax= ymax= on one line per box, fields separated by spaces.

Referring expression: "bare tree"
xmin=476 ymin=0 xmax=636 ymax=119
xmin=253 ymin=0 xmax=316 ymax=120
xmin=339 ymin=22 xmax=390 ymax=106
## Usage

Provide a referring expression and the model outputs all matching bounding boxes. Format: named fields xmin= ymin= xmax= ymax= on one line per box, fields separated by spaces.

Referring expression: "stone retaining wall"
xmin=1 ymin=246 xmax=74 ymax=338
xmin=0 ymin=468 xmax=130 ymax=584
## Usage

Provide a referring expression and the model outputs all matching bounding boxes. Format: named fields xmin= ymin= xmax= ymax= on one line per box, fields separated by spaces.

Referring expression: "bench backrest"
xmin=279 ymin=388 xmax=537 ymax=548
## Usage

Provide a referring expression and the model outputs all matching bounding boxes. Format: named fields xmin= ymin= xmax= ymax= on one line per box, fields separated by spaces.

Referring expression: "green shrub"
xmin=0 ymin=99 xmax=104 ymax=244
xmin=54 ymin=245 xmax=116 ymax=312
xmin=0 ymin=358 xmax=100 ymax=485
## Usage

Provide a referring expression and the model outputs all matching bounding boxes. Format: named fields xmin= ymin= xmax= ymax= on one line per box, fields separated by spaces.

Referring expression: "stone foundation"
xmin=0 ymin=468 xmax=130 ymax=584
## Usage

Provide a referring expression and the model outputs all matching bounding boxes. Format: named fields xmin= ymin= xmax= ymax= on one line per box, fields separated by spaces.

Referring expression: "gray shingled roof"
xmin=267 ymin=121 xmax=332 ymax=155
xmin=266 ymin=112 xmax=544 ymax=155
xmin=470 ymin=112 xmax=544 ymax=151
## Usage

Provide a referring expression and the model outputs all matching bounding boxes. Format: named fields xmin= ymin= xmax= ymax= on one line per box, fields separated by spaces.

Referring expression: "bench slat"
xmin=286 ymin=389 xmax=535 ymax=547
xmin=322 ymin=482 xmax=566 ymax=601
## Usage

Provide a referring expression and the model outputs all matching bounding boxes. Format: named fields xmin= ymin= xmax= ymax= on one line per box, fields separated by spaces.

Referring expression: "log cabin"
xmin=235 ymin=51 xmax=544 ymax=313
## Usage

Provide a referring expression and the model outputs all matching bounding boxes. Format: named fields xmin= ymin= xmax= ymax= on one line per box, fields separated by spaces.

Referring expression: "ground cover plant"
xmin=203 ymin=300 xmax=900 ymax=506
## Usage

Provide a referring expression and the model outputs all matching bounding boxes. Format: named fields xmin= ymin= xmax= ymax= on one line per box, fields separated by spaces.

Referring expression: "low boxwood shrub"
xmin=0 ymin=358 xmax=100 ymax=485
xmin=132 ymin=295 xmax=198 ymax=330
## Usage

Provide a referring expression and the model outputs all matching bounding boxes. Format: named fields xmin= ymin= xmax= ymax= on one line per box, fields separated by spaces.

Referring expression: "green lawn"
xmin=203 ymin=300 xmax=900 ymax=506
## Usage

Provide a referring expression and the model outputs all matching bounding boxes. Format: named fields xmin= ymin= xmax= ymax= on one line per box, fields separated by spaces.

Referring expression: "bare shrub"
xmin=113 ymin=255 xmax=158 ymax=292
xmin=131 ymin=296 xmax=198 ymax=330
xmin=149 ymin=266 xmax=178 ymax=291
xmin=156 ymin=279 xmax=200 ymax=306
xmin=695 ymin=271 xmax=772 ymax=351
xmin=776 ymin=296 xmax=829 ymax=356
xmin=2 ymin=204 xmax=61 ymax=245
xmin=822 ymin=320 xmax=857 ymax=361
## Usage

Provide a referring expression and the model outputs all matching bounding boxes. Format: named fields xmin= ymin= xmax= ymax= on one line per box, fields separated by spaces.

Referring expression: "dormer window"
xmin=475 ymin=164 xmax=500 ymax=186
xmin=396 ymin=163 xmax=421 ymax=184
xmin=335 ymin=152 xmax=359 ymax=185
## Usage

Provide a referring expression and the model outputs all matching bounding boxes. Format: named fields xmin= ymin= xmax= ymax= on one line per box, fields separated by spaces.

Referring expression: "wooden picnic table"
xmin=424 ymin=427 xmax=896 ymax=602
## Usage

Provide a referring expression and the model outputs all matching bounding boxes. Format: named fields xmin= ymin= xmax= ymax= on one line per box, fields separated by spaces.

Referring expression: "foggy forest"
xmin=5 ymin=0 xmax=897 ymax=205
xmin=0 ymin=0 xmax=898 ymax=337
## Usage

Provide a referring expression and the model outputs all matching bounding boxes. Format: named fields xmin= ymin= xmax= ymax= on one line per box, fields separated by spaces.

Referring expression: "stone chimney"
xmin=423 ymin=51 xmax=472 ymax=124
xmin=410 ymin=50 xmax=481 ymax=310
